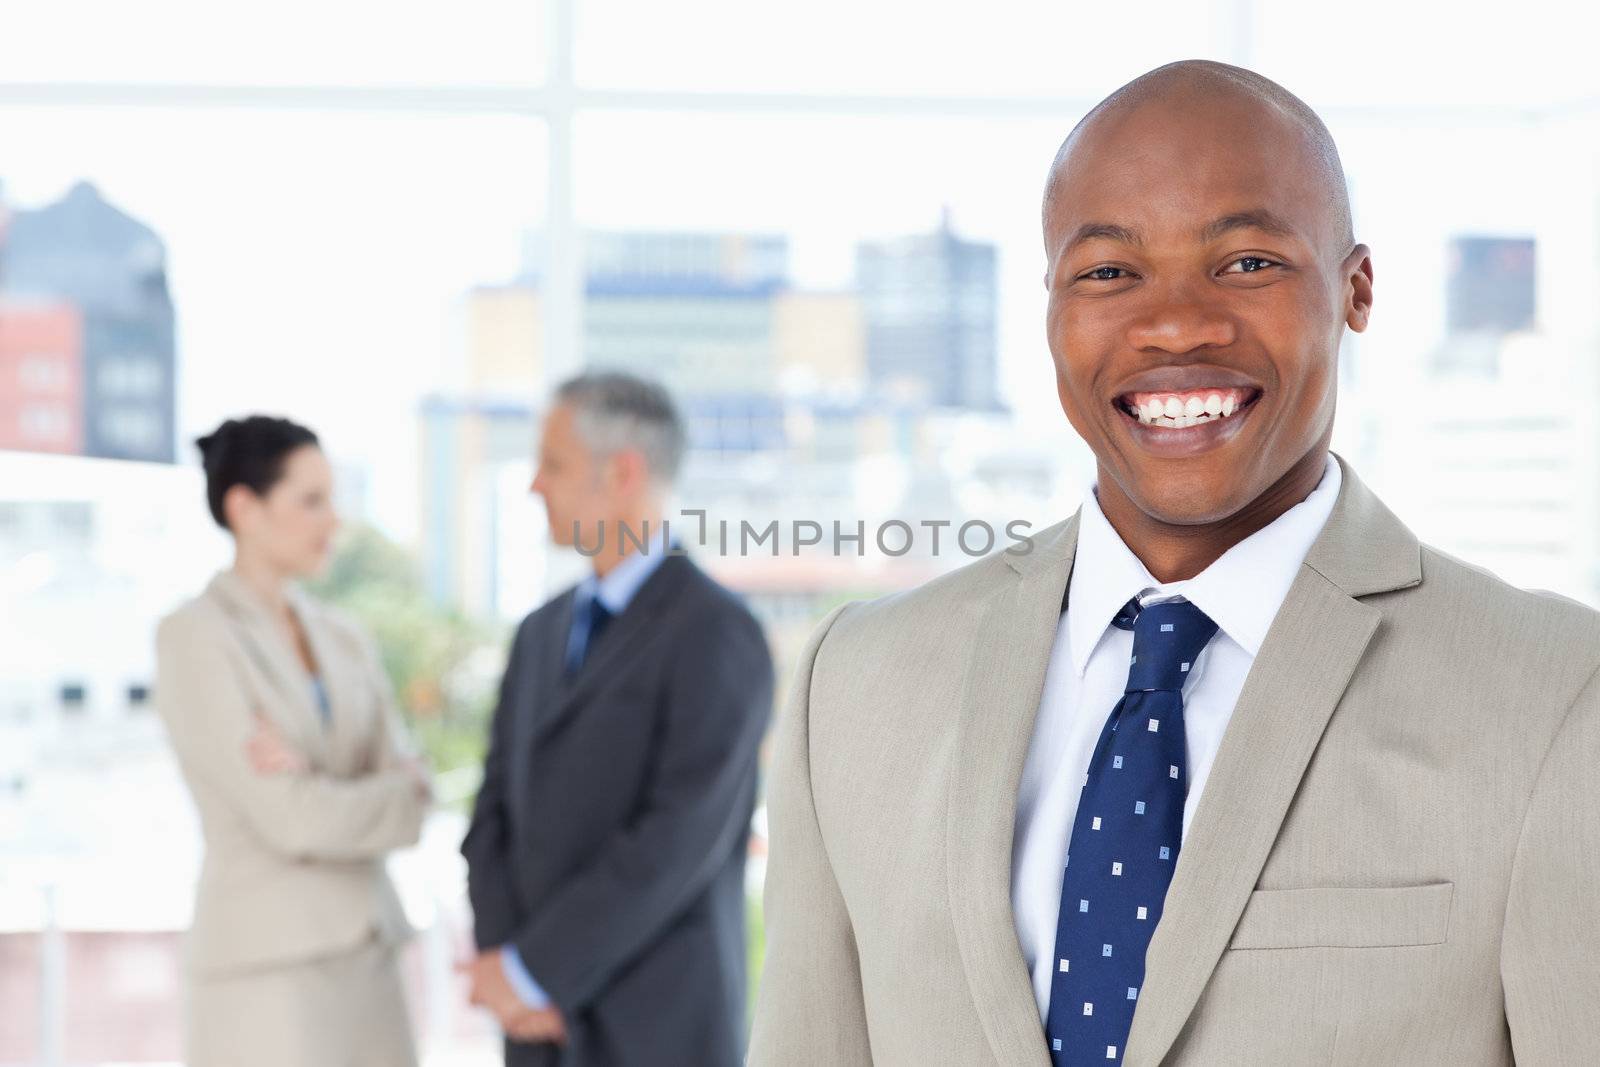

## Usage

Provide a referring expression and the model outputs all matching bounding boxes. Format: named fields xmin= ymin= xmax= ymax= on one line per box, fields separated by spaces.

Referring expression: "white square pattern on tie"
xmin=1043 ymin=595 xmax=1222 ymax=1064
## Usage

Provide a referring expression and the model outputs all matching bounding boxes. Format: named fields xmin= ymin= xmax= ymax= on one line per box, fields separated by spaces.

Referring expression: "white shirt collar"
xmin=1065 ymin=451 xmax=1342 ymax=676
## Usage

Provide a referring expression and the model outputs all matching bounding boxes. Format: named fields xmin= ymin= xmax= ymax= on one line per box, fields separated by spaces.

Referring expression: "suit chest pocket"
xmin=1226 ymin=881 xmax=1454 ymax=950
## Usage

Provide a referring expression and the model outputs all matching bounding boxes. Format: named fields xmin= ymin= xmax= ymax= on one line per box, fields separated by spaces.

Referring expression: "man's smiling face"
xmin=1044 ymin=71 xmax=1372 ymax=527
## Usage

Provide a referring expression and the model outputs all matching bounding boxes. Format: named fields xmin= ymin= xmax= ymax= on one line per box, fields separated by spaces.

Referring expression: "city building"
xmin=1446 ymin=235 xmax=1537 ymax=335
xmin=582 ymin=232 xmax=788 ymax=399
xmin=0 ymin=299 xmax=84 ymax=455
xmin=855 ymin=210 xmax=1001 ymax=411
xmin=419 ymin=283 xmax=544 ymax=618
xmin=0 ymin=181 xmax=176 ymax=463
xmin=418 ymin=228 xmax=1041 ymax=647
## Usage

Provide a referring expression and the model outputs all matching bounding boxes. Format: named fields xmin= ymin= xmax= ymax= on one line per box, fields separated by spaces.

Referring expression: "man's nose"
xmin=1125 ymin=290 xmax=1237 ymax=353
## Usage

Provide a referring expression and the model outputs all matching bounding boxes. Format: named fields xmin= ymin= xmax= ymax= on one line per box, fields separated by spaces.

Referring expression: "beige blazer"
xmin=155 ymin=571 xmax=427 ymax=976
xmin=749 ymin=452 xmax=1600 ymax=1065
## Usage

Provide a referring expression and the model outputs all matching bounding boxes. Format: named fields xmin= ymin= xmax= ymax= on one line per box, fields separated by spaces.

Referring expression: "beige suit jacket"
xmin=155 ymin=571 xmax=427 ymax=975
xmin=749 ymin=453 xmax=1600 ymax=1065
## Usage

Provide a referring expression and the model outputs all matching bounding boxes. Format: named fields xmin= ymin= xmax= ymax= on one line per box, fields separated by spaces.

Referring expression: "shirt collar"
xmin=575 ymin=524 xmax=674 ymax=616
xmin=1065 ymin=451 xmax=1342 ymax=676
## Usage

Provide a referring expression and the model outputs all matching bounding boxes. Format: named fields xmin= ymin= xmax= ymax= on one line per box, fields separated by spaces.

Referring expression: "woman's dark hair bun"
xmin=194 ymin=415 xmax=319 ymax=530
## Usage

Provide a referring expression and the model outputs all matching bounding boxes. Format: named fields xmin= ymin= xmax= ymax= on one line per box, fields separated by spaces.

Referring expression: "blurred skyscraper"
xmin=418 ymin=226 xmax=1033 ymax=622
xmin=856 ymin=210 xmax=1001 ymax=411
xmin=0 ymin=299 xmax=84 ymax=454
xmin=1447 ymin=236 xmax=1536 ymax=335
xmin=422 ymin=231 xmax=865 ymax=615
xmin=419 ymin=284 xmax=545 ymax=613
xmin=1431 ymin=235 xmax=1538 ymax=376
xmin=584 ymin=232 xmax=784 ymax=398
xmin=0 ymin=181 xmax=177 ymax=463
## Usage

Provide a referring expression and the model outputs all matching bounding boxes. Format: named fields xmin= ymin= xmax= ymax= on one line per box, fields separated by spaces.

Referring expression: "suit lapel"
xmin=205 ymin=571 xmax=331 ymax=764
xmin=506 ymin=593 xmax=572 ymax=811
xmin=943 ymin=453 xmax=1423 ymax=1066
xmin=1120 ymin=572 xmax=1378 ymax=1063
xmin=1122 ymin=453 xmax=1422 ymax=1065
xmin=947 ymin=515 xmax=1078 ymax=1067
xmin=532 ymin=553 xmax=696 ymax=745
xmin=288 ymin=589 xmax=368 ymax=772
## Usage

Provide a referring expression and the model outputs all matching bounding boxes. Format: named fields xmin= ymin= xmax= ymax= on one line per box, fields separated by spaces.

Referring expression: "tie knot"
xmin=1119 ymin=597 xmax=1218 ymax=693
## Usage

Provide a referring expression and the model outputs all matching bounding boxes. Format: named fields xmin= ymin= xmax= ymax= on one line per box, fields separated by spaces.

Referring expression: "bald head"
xmin=1045 ymin=60 xmax=1354 ymax=259
xmin=1037 ymin=58 xmax=1374 ymax=553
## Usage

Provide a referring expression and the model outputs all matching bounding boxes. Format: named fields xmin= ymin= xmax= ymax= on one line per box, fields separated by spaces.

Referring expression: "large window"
xmin=3 ymin=2 xmax=1599 ymax=1062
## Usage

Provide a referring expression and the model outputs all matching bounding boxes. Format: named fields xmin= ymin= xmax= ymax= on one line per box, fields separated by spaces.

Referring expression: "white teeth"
xmin=1127 ymin=390 xmax=1252 ymax=428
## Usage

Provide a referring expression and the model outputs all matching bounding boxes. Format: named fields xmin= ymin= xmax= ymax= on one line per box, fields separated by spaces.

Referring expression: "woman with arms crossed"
xmin=155 ymin=415 xmax=431 ymax=1066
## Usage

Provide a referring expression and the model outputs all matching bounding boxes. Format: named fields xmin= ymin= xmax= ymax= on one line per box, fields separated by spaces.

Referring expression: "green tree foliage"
xmin=307 ymin=523 xmax=502 ymax=806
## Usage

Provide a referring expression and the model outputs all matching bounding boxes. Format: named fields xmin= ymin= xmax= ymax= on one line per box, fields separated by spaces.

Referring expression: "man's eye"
xmin=1224 ymin=256 xmax=1279 ymax=274
xmin=1081 ymin=266 xmax=1129 ymax=281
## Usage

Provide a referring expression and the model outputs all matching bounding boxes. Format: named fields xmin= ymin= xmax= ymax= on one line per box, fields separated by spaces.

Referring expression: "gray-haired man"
xmin=461 ymin=371 xmax=775 ymax=1066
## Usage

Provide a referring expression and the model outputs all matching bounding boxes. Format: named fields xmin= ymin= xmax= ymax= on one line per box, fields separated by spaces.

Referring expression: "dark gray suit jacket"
xmin=463 ymin=552 xmax=774 ymax=1067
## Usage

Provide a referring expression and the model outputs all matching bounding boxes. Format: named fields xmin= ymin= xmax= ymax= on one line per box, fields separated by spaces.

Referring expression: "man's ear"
xmin=1343 ymin=243 xmax=1374 ymax=333
xmin=609 ymin=447 xmax=649 ymax=497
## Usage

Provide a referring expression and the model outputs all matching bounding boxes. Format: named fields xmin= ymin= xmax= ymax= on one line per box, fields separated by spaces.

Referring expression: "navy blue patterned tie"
xmin=1044 ymin=595 xmax=1218 ymax=1063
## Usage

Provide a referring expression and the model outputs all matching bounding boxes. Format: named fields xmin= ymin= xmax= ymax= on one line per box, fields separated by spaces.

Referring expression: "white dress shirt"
xmin=1011 ymin=452 xmax=1341 ymax=1019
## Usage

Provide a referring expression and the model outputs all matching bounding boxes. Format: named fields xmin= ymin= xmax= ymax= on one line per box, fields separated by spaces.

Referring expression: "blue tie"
xmin=565 ymin=597 xmax=615 ymax=676
xmin=1045 ymin=595 xmax=1218 ymax=1064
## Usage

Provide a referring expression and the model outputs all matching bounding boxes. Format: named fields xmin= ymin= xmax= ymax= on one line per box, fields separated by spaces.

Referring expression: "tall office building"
xmin=0 ymin=299 xmax=84 ymax=454
xmin=581 ymin=231 xmax=789 ymax=399
xmin=0 ymin=181 xmax=176 ymax=463
xmin=1433 ymin=235 xmax=1537 ymax=375
xmin=419 ymin=285 xmax=544 ymax=616
xmin=856 ymin=211 xmax=1000 ymax=411
xmin=1447 ymin=235 xmax=1536 ymax=335
xmin=773 ymin=290 xmax=867 ymax=399
xmin=420 ymin=228 xmax=1023 ymax=620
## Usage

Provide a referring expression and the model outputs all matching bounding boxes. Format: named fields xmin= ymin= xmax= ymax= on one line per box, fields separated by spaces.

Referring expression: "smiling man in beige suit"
xmin=748 ymin=60 xmax=1600 ymax=1066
